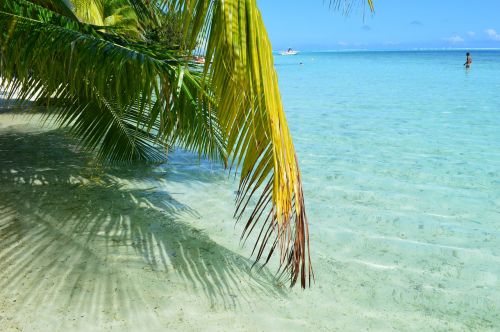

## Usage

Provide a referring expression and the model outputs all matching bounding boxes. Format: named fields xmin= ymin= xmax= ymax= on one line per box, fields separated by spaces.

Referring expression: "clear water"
xmin=1 ymin=51 xmax=499 ymax=331
xmin=274 ymin=50 xmax=500 ymax=329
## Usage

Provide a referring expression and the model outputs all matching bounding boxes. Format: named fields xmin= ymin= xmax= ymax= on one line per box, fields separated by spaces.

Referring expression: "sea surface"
xmin=1 ymin=50 xmax=499 ymax=331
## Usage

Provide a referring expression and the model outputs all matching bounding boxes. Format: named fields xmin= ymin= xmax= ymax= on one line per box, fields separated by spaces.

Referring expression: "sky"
xmin=258 ymin=0 xmax=500 ymax=51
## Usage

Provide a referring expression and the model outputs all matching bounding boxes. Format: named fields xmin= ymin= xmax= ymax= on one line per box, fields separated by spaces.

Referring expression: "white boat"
xmin=279 ymin=49 xmax=299 ymax=56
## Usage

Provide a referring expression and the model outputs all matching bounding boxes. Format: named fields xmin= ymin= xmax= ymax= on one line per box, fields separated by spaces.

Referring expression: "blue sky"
xmin=258 ymin=0 xmax=500 ymax=50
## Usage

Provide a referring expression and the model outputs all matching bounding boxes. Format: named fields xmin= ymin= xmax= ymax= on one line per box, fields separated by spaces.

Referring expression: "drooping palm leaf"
xmin=156 ymin=0 xmax=312 ymax=287
xmin=161 ymin=0 xmax=373 ymax=287
xmin=0 ymin=5 xmax=225 ymax=162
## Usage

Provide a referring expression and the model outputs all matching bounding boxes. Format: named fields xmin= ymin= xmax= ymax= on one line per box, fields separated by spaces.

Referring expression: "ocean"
xmin=273 ymin=50 xmax=500 ymax=329
xmin=0 ymin=50 xmax=499 ymax=331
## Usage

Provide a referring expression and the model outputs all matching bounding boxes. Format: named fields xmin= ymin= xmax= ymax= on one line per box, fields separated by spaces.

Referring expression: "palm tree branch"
xmin=158 ymin=0 xmax=312 ymax=287
xmin=0 ymin=8 xmax=226 ymax=163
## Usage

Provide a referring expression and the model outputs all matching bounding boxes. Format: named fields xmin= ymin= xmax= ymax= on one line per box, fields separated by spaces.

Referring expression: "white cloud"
xmin=337 ymin=41 xmax=349 ymax=46
xmin=467 ymin=31 xmax=475 ymax=37
xmin=444 ymin=35 xmax=464 ymax=44
xmin=485 ymin=29 xmax=500 ymax=41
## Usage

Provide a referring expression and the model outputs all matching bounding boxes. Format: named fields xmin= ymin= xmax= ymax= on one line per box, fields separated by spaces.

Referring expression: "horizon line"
xmin=273 ymin=47 xmax=500 ymax=53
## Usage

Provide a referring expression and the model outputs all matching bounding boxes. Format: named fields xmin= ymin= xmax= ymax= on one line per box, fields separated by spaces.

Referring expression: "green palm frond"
xmin=102 ymin=0 xmax=141 ymax=38
xmin=126 ymin=0 xmax=160 ymax=22
xmin=30 ymin=0 xmax=79 ymax=20
xmin=1 ymin=0 xmax=80 ymax=28
xmin=0 ymin=7 xmax=225 ymax=162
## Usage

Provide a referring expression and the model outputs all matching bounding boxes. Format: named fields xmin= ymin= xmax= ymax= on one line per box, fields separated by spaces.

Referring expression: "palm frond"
xmin=160 ymin=0 xmax=374 ymax=288
xmin=158 ymin=0 xmax=313 ymax=287
xmin=0 ymin=7 xmax=225 ymax=162
xmin=30 ymin=0 xmax=79 ymax=20
xmin=126 ymin=0 xmax=160 ymax=23
xmin=328 ymin=0 xmax=374 ymax=14
xmin=70 ymin=0 xmax=104 ymax=25
xmin=102 ymin=1 xmax=141 ymax=38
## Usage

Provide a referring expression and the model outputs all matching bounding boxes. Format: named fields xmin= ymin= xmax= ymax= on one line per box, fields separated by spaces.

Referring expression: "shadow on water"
xmin=0 ymin=117 xmax=285 ymax=329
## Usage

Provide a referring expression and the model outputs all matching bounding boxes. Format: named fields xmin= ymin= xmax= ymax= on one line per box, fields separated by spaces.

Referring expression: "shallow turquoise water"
xmin=1 ymin=51 xmax=499 ymax=330
xmin=277 ymin=51 xmax=499 ymax=255
xmin=275 ymin=50 xmax=500 ymax=328
xmin=163 ymin=50 xmax=500 ymax=329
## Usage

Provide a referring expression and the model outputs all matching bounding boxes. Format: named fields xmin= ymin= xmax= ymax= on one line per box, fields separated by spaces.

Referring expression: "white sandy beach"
xmin=0 ymin=111 xmax=295 ymax=332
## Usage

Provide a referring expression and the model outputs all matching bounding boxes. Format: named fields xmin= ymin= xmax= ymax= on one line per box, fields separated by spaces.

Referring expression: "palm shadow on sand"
xmin=0 ymin=116 xmax=285 ymax=329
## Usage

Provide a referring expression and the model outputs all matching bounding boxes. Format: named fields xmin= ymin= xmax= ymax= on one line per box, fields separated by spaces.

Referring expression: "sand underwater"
xmin=1 ymin=50 xmax=500 ymax=331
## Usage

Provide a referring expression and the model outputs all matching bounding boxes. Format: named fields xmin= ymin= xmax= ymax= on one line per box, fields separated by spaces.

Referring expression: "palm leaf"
xmin=30 ymin=0 xmax=79 ymax=20
xmin=0 ymin=6 xmax=225 ymax=162
xmin=161 ymin=0 xmax=374 ymax=287
xmin=328 ymin=0 xmax=374 ymax=13
xmin=71 ymin=0 xmax=104 ymax=25
xmin=156 ymin=0 xmax=312 ymax=287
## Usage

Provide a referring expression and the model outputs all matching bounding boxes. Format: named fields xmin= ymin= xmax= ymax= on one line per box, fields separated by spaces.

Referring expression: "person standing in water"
xmin=464 ymin=52 xmax=472 ymax=68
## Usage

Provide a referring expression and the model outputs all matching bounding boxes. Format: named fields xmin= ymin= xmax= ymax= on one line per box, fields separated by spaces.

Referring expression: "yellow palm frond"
xmin=160 ymin=0 xmax=313 ymax=287
xmin=72 ymin=0 xmax=104 ymax=25
xmin=167 ymin=0 xmax=373 ymax=287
